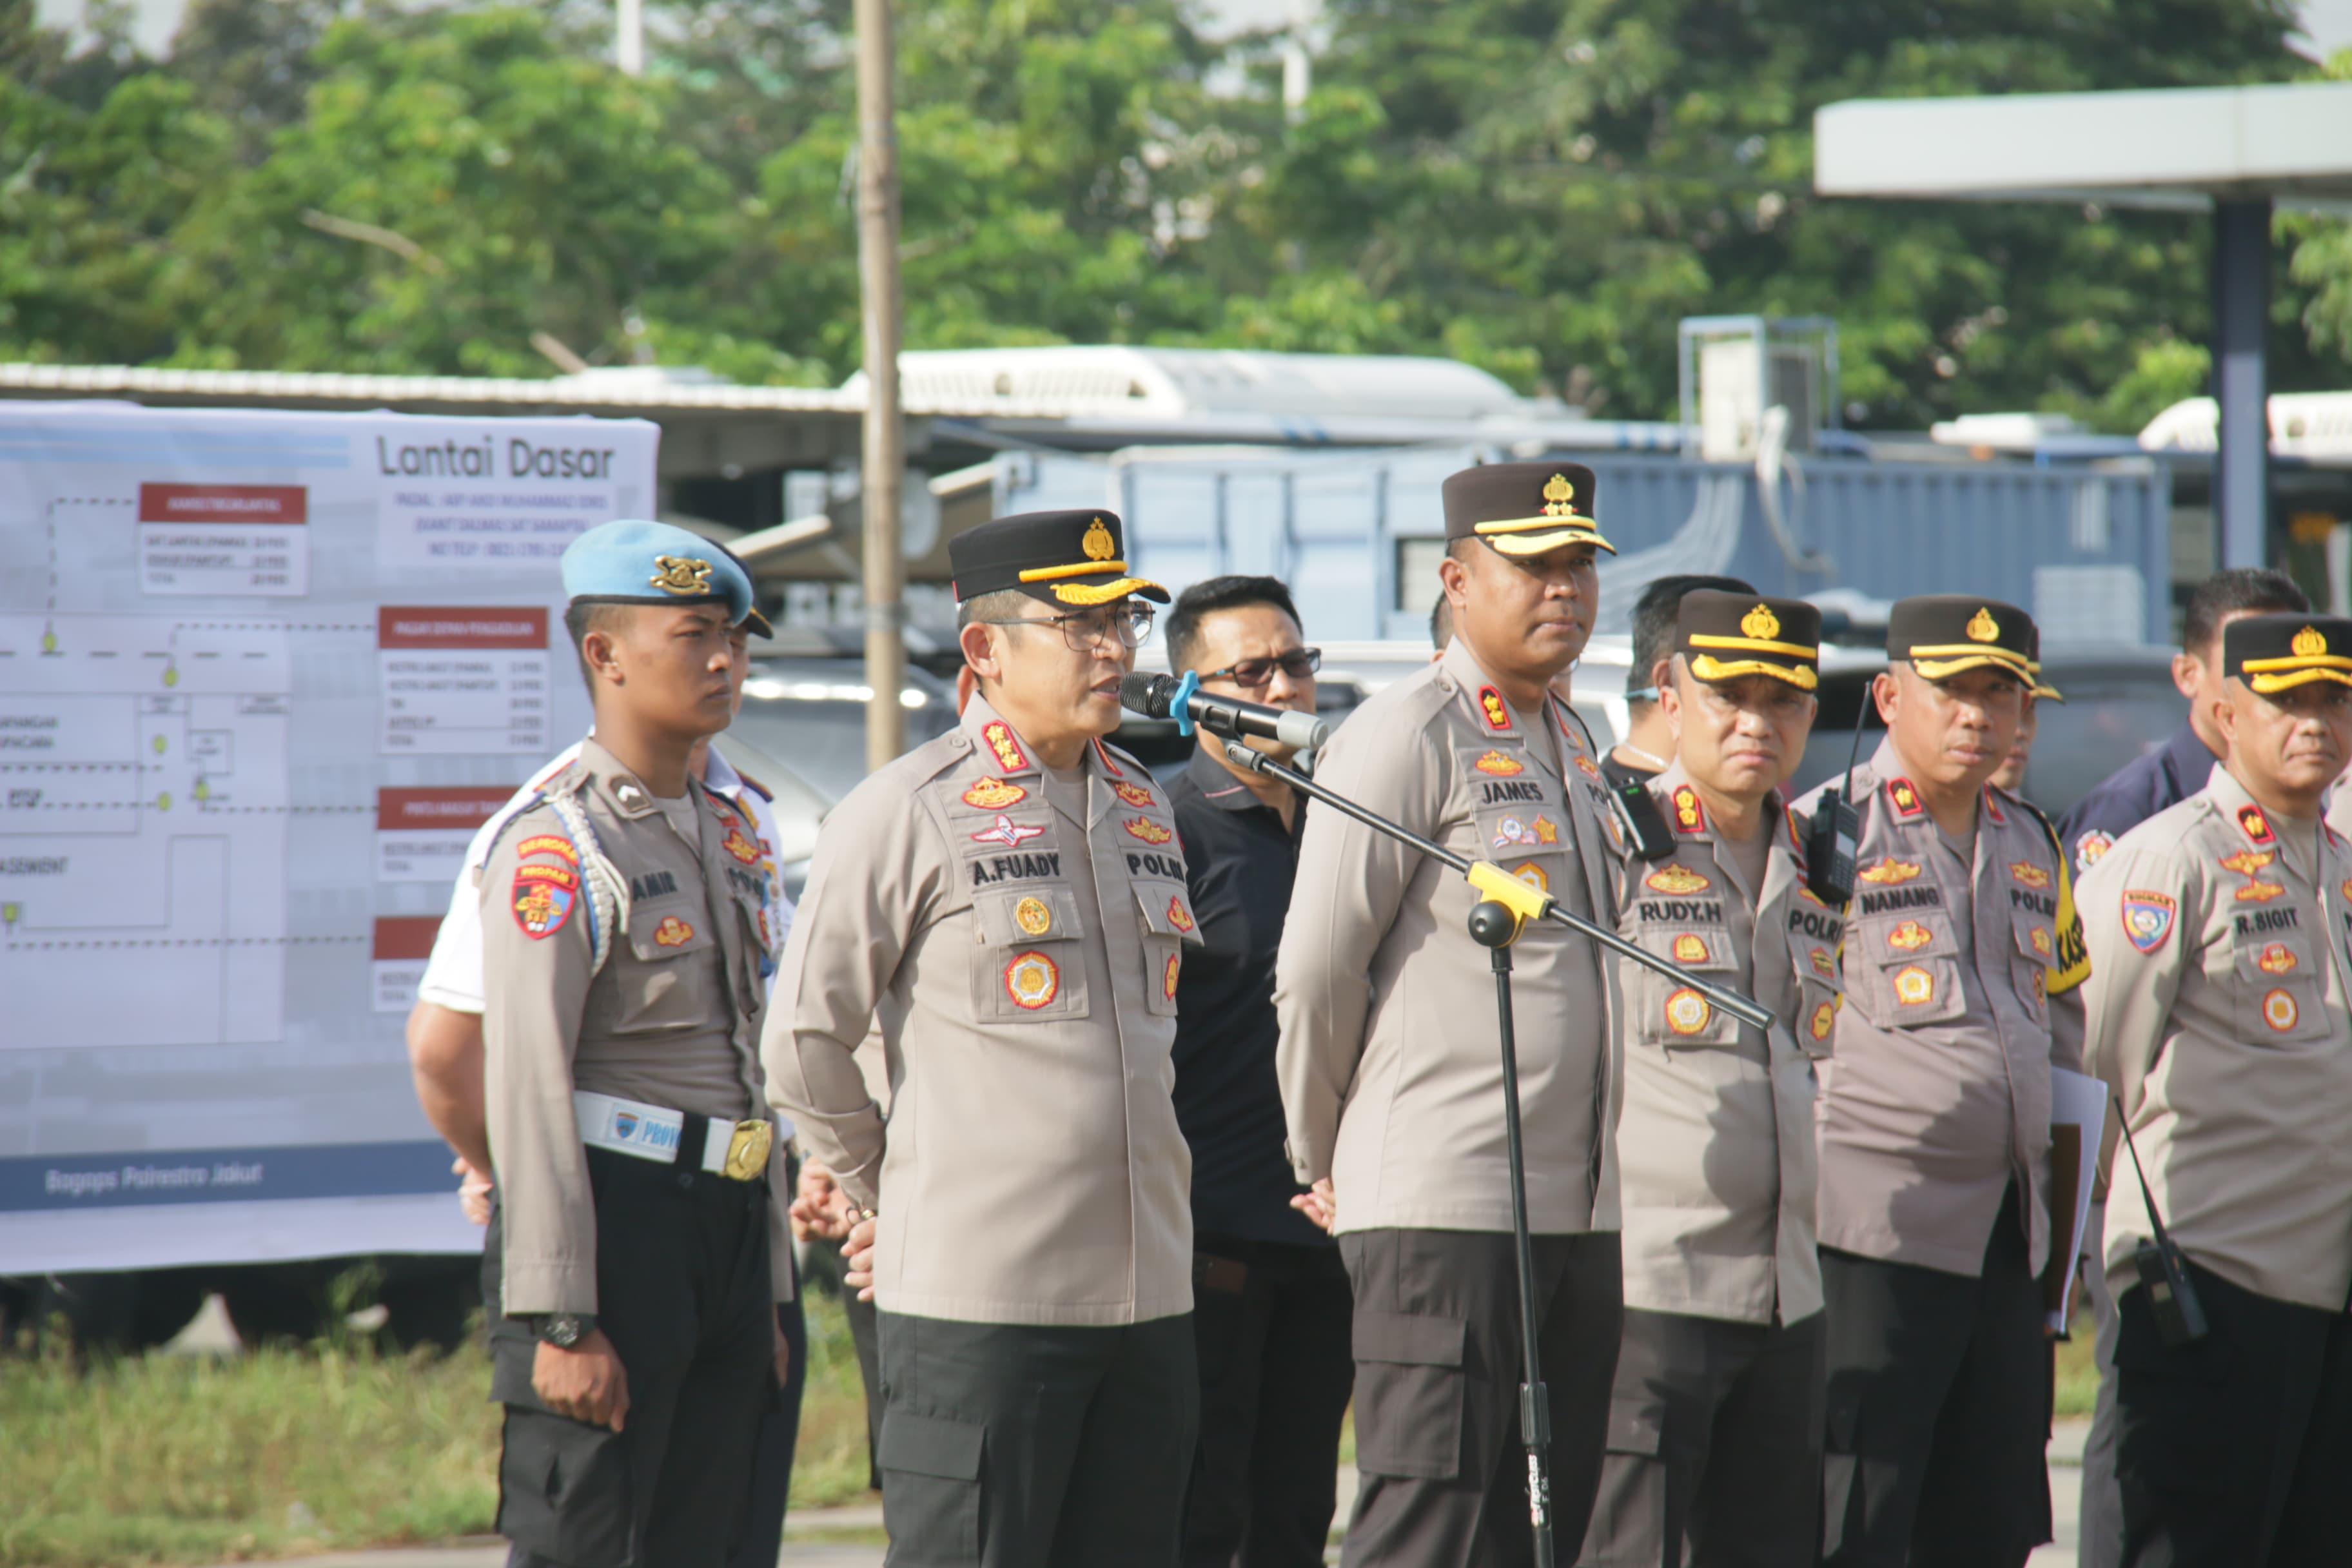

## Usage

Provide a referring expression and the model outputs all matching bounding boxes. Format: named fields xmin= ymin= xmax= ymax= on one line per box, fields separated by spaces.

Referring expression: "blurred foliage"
xmin=2 ymin=0 xmax=2349 ymax=426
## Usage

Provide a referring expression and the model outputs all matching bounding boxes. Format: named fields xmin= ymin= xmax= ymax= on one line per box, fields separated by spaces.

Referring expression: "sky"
xmin=30 ymin=0 xmax=2352 ymax=91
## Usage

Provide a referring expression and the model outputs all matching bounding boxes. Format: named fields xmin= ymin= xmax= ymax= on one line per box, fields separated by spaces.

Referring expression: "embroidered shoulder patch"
xmin=2074 ymin=830 xmax=2114 ymax=872
xmin=2238 ymin=803 xmax=2276 ymax=846
xmin=2119 ymin=890 xmax=2177 ymax=954
xmin=514 ymin=834 xmax=578 ymax=865
xmin=1887 ymin=778 xmax=1925 ymax=818
xmin=511 ymin=864 xmax=577 ymax=939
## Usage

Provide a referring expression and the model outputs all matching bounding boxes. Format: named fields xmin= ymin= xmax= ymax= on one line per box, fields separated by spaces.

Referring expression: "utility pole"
xmin=856 ymin=0 xmax=906 ymax=770
xmin=616 ymin=0 xmax=644 ymax=75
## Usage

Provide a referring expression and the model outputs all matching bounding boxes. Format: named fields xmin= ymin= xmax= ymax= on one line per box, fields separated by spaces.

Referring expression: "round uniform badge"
xmin=1004 ymin=950 xmax=1060 ymax=1010
xmin=1664 ymin=987 xmax=1710 ymax=1036
xmin=1014 ymin=896 xmax=1053 ymax=936
xmin=2262 ymin=987 xmax=2299 ymax=1032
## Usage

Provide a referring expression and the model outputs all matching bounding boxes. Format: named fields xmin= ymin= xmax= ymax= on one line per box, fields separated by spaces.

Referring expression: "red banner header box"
xmin=137 ymin=484 xmax=308 ymax=524
xmin=371 ymin=916 xmax=444 ymax=961
xmin=378 ymin=606 xmax=549 ymax=650
xmin=377 ymin=786 xmax=519 ymax=832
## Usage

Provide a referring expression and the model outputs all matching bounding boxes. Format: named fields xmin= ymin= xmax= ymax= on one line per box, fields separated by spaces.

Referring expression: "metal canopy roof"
xmin=1815 ymin=81 xmax=2352 ymax=213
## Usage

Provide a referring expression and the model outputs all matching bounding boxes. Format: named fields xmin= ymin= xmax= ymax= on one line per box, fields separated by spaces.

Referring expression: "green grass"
xmin=2055 ymin=1305 xmax=2101 ymax=1419
xmin=0 ymin=1292 xmax=879 ymax=1567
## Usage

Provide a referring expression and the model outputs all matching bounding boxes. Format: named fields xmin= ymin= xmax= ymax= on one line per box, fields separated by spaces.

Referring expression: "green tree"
xmin=159 ymin=6 xmax=774 ymax=377
xmin=1234 ymin=0 xmax=2343 ymax=428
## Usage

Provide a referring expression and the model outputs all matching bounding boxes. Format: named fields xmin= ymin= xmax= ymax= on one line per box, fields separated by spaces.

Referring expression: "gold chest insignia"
xmin=1671 ymin=933 xmax=1710 ymax=964
xmin=1122 ymin=816 xmax=1173 ymax=845
xmin=1886 ymin=920 xmax=1932 ymax=952
xmin=654 ymin=916 xmax=695 ymax=948
xmin=1664 ymin=987 xmax=1710 ymax=1035
xmin=1892 ymin=965 xmax=1936 ymax=1006
xmin=1645 ymin=864 xmax=1710 ymax=896
xmin=1473 ymin=750 xmax=1524 ymax=777
xmin=1004 ymin=950 xmax=1060 ymax=1010
xmin=963 ymin=777 xmax=1028 ymax=810
xmin=1858 ymin=858 xmax=1922 ymax=885
xmin=1014 ymin=896 xmax=1053 ymax=936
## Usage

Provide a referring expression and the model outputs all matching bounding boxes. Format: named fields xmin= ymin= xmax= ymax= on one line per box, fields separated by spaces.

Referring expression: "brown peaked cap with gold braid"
xmin=1886 ymin=594 xmax=2035 ymax=683
xmin=1442 ymin=462 xmax=1615 ymax=558
xmin=949 ymin=509 xmax=1170 ymax=608
xmin=1674 ymin=590 xmax=1821 ymax=690
xmin=2224 ymin=612 xmax=2352 ymax=694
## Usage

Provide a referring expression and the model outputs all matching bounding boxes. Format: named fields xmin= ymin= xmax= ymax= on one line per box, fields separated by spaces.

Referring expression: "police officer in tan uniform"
xmin=480 ymin=520 xmax=792 ymax=1568
xmin=2077 ymin=612 xmax=2352 ymax=1566
xmin=1578 ymin=591 xmax=1834 ymax=1568
xmin=1791 ymin=595 xmax=2088 ymax=1568
xmin=764 ymin=510 xmax=1200 ymax=1566
xmin=1277 ymin=461 xmax=1626 ymax=1567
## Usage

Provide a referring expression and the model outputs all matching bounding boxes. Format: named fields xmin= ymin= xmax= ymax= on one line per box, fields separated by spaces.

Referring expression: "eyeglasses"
xmin=976 ymin=602 xmax=1156 ymax=652
xmin=1198 ymin=647 xmax=1323 ymax=689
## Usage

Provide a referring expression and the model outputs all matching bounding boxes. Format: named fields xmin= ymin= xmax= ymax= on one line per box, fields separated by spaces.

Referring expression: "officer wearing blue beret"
xmin=479 ymin=520 xmax=794 ymax=1568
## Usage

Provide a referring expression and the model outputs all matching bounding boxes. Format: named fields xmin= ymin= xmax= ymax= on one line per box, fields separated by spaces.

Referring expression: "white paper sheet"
xmin=2048 ymin=1066 xmax=2109 ymax=1333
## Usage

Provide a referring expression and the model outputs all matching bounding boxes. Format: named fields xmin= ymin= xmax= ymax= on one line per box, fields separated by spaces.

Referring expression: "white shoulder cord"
xmin=546 ymin=787 xmax=631 ymax=977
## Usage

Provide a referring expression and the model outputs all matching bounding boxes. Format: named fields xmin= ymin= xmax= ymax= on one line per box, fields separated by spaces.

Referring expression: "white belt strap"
xmin=574 ymin=1090 xmax=790 ymax=1180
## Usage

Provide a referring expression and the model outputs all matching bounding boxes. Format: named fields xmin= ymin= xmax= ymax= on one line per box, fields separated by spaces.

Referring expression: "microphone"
xmin=1120 ymin=671 xmax=1330 ymax=752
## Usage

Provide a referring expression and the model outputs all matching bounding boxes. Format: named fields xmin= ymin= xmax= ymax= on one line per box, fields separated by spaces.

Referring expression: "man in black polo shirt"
xmin=1165 ymin=574 xmax=1352 ymax=1568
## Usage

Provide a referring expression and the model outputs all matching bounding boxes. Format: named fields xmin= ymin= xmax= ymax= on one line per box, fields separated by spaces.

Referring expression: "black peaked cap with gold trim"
xmin=1888 ymin=595 xmax=2035 ymax=682
xmin=1676 ymin=591 xmax=1821 ymax=690
xmin=2224 ymin=612 xmax=2352 ymax=694
xmin=949 ymin=509 xmax=1169 ymax=608
xmin=1443 ymin=461 xmax=1615 ymax=558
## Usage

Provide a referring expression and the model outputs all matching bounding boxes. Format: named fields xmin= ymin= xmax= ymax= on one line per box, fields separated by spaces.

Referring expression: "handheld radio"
xmin=1804 ymin=696 xmax=1871 ymax=905
xmin=2114 ymin=1097 xmax=2208 ymax=1347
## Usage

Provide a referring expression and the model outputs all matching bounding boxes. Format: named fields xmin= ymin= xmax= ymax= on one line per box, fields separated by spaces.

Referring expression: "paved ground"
xmin=203 ymin=1418 xmax=2092 ymax=1568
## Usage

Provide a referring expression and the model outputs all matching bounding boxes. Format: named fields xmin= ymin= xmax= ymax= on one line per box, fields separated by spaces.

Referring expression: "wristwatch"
xmin=530 ymin=1312 xmax=596 ymax=1349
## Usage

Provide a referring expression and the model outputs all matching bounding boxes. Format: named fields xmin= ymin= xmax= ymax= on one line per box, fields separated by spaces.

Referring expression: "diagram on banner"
xmin=0 ymin=612 xmax=293 ymax=1049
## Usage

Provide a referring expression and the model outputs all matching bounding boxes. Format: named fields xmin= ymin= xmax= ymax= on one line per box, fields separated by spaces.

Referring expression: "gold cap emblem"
xmin=651 ymin=554 xmax=714 ymax=595
xmin=2293 ymin=624 xmax=2328 ymax=658
xmin=1965 ymin=607 xmax=2000 ymax=643
xmin=1541 ymin=473 xmax=1577 ymax=518
xmin=1740 ymin=602 xmax=1781 ymax=640
xmin=1081 ymin=518 xmax=1117 ymax=562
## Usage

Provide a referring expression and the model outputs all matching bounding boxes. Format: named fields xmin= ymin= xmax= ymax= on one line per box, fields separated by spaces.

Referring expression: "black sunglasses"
xmin=1197 ymin=648 xmax=1322 ymax=689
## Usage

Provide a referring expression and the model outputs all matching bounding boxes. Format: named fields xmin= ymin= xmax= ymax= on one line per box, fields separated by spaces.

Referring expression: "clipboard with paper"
xmin=2043 ymin=1067 xmax=2108 ymax=1335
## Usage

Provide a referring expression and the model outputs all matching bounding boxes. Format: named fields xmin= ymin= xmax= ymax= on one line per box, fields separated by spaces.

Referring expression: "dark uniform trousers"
xmin=1338 ymin=1228 xmax=1624 ymax=1568
xmin=2113 ymin=1260 xmax=2352 ymax=1567
xmin=727 ymin=1152 xmax=810 ymax=1568
xmin=876 ymin=1309 xmax=1199 ymax=1568
xmin=1181 ymin=1234 xmax=1356 ymax=1568
xmin=1819 ymin=1185 xmax=2052 ymax=1568
xmin=1576 ymin=1308 xmax=1825 ymax=1568
xmin=485 ymin=1148 xmax=777 ymax=1568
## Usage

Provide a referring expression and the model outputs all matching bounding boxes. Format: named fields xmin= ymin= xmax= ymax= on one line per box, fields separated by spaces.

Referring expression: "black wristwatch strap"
xmin=530 ymin=1311 xmax=596 ymax=1348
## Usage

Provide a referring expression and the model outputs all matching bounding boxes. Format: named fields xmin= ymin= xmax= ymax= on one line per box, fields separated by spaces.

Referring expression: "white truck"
xmin=0 ymin=401 xmax=658 ymax=1350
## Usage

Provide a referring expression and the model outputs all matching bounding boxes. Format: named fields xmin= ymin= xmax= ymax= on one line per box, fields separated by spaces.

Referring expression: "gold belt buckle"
xmin=722 ymin=1119 xmax=773 ymax=1181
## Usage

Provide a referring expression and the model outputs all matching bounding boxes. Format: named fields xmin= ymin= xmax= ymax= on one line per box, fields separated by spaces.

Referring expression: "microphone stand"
xmin=1218 ymin=737 xmax=1770 ymax=1568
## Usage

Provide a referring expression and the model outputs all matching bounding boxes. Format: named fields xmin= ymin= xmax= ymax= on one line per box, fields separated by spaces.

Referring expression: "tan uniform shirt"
xmin=1793 ymin=742 xmax=2086 ymax=1277
xmin=1613 ymin=763 xmax=1833 ymax=1325
xmin=1276 ymin=637 xmax=1622 ymax=1236
xmin=2079 ymin=763 xmax=2352 ymax=1311
xmin=761 ymin=695 xmax=1200 ymax=1327
xmin=481 ymin=736 xmax=783 ymax=1315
